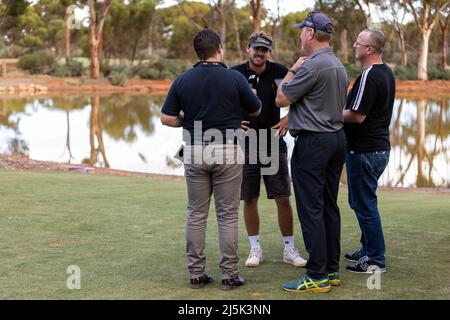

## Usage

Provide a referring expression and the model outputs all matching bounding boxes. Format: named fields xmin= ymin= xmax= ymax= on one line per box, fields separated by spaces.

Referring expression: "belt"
xmin=187 ymin=138 xmax=239 ymax=146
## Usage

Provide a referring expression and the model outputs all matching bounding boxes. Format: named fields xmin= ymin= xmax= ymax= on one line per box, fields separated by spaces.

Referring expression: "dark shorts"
xmin=240 ymin=140 xmax=291 ymax=200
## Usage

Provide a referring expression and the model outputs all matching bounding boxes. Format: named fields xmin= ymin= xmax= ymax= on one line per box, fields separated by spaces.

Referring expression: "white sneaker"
xmin=245 ymin=247 xmax=263 ymax=267
xmin=283 ymin=247 xmax=307 ymax=267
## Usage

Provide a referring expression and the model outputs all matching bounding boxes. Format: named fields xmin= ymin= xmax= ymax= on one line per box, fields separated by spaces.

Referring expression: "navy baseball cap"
xmin=293 ymin=12 xmax=334 ymax=33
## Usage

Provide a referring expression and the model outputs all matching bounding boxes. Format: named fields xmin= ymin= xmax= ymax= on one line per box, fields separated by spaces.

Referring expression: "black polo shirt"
xmin=231 ymin=61 xmax=288 ymax=130
xmin=344 ymin=64 xmax=396 ymax=153
xmin=161 ymin=61 xmax=261 ymax=143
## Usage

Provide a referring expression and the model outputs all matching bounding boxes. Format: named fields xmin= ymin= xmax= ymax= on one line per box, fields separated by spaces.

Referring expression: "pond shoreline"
xmin=0 ymin=76 xmax=449 ymax=98
xmin=1 ymin=153 xmax=448 ymax=194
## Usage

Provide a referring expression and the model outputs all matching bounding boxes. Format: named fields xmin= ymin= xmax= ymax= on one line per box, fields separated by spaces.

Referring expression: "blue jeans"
xmin=346 ymin=151 xmax=389 ymax=267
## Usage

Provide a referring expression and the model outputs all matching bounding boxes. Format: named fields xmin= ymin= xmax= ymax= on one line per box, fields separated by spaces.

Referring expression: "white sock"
xmin=283 ymin=236 xmax=294 ymax=249
xmin=248 ymin=235 xmax=261 ymax=249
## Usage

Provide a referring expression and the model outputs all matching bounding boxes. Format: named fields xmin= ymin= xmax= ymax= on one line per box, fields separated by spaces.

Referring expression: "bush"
xmin=0 ymin=45 xmax=26 ymax=58
xmin=138 ymin=67 xmax=160 ymax=80
xmin=17 ymin=51 xmax=55 ymax=74
xmin=138 ymin=59 xmax=190 ymax=80
xmin=394 ymin=65 xmax=417 ymax=80
xmin=427 ymin=68 xmax=450 ymax=80
xmin=108 ymin=71 xmax=129 ymax=86
xmin=344 ymin=63 xmax=362 ymax=79
xmin=101 ymin=62 xmax=135 ymax=78
xmin=52 ymin=60 xmax=85 ymax=77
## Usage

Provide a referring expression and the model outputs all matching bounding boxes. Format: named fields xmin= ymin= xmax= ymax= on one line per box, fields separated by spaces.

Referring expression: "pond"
xmin=0 ymin=94 xmax=449 ymax=188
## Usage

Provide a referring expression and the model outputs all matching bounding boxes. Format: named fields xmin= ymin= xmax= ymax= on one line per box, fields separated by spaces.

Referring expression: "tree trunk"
xmin=88 ymin=0 xmax=112 ymax=79
xmin=89 ymin=38 xmax=100 ymax=79
xmin=232 ymin=9 xmax=243 ymax=62
xmin=131 ymin=37 xmax=140 ymax=64
xmin=221 ymin=17 xmax=226 ymax=56
xmin=250 ymin=0 xmax=261 ymax=32
xmin=417 ymin=29 xmax=432 ymax=80
xmin=395 ymin=20 xmax=408 ymax=66
xmin=441 ymin=25 xmax=448 ymax=69
xmin=340 ymin=29 xmax=348 ymax=64
xmin=400 ymin=30 xmax=408 ymax=66
xmin=65 ymin=23 xmax=71 ymax=63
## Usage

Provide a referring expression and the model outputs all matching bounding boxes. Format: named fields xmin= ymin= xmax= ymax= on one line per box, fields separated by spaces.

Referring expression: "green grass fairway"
xmin=1 ymin=170 xmax=449 ymax=299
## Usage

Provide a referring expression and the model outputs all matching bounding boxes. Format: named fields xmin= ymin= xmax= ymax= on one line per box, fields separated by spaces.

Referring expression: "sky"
xmin=69 ymin=0 xmax=316 ymax=28
xmin=157 ymin=0 xmax=316 ymax=16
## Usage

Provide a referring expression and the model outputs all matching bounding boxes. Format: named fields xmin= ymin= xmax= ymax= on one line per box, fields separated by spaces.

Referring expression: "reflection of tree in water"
xmin=43 ymin=94 xmax=163 ymax=167
xmin=42 ymin=95 xmax=111 ymax=168
xmin=84 ymin=96 xmax=110 ymax=168
xmin=0 ymin=98 xmax=30 ymax=156
xmin=0 ymin=98 xmax=28 ymax=129
xmin=100 ymin=94 xmax=163 ymax=165
xmin=44 ymin=96 xmax=90 ymax=163
xmin=101 ymin=94 xmax=161 ymax=142
xmin=391 ymin=98 xmax=450 ymax=187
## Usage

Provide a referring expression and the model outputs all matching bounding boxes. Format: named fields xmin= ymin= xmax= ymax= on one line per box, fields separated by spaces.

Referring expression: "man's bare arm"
xmin=343 ymin=109 xmax=366 ymax=124
xmin=161 ymin=113 xmax=184 ymax=127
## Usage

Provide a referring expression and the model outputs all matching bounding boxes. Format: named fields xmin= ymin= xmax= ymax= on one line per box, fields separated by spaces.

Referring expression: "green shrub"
xmin=138 ymin=59 xmax=190 ymax=80
xmin=0 ymin=45 xmax=26 ymax=58
xmin=52 ymin=60 xmax=85 ymax=77
xmin=394 ymin=65 xmax=417 ymax=80
xmin=108 ymin=71 xmax=129 ymax=86
xmin=344 ymin=63 xmax=362 ymax=79
xmin=427 ymin=68 xmax=450 ymax=80
xmin=101 ymin=62 xmax=135 ymax=78
xmin=138 ymin=67 xmax=160 ymax=80
xmin=17 ymin=51 xmax=55 ymax=74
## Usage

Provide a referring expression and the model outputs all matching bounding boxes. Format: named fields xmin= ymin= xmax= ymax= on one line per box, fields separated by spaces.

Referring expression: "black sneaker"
xmin=346 ymin=256 xmax=387 ymax=274
xmin=221 ymin=275 xmax=245 ymax=290
xmin=190 ymin=273 xmax=213 ymax=289
xmin=344 ymin=248 xmax=364 ymax=263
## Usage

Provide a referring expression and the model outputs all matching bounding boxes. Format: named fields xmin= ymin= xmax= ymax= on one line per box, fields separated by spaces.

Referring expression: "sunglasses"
xmin=306 ymin=11 xmax=334 ymax=33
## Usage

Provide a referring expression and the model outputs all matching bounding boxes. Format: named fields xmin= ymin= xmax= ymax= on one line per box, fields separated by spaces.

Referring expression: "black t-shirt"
xmin=161 ymin=61 xmax=261 ymax=143
xmin=344 ymin=64 xmax=396 ymax=153
xmin=231 ymin=61 xmax=288 ymax=129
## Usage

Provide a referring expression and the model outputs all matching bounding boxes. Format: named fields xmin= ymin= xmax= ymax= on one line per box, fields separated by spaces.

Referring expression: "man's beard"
xmin=250 ymin=55 xmax=266 ymax=67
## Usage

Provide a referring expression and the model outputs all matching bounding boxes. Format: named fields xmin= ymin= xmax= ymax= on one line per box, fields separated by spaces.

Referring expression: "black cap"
xmin=248 ymin=35 xmax=272 ymax=51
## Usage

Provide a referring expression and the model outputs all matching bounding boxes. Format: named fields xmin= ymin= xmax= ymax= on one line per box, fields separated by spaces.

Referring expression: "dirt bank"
xmin=0 ymin=154 xmax=184 ymax=181
xmin=1 ymin=153 xmax=448 ymax=194
xmin=0 ymin=75 xmax=449 ymax=98
xmin=0 ymin=76 xmax=172 ymax=96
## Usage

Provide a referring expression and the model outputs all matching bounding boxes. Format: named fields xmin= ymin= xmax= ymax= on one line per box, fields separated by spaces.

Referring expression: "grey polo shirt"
xmin=281 ymin=47 xmax=349 ymax=135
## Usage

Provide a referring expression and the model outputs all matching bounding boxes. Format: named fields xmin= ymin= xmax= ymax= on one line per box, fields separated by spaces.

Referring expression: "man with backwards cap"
xmin=275 ymin=12 xmax=349 ymax=293
xmin=231 ymin=32 xmax=307 ymax=269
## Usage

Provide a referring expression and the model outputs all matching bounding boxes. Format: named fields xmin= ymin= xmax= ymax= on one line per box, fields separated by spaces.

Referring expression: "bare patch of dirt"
xmin=0 ymin=154 xmax=184 ymax=181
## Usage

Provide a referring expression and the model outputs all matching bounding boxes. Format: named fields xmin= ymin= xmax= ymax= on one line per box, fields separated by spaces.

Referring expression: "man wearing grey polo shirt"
xmin=275 ymin=12 xmax=349 ymax=293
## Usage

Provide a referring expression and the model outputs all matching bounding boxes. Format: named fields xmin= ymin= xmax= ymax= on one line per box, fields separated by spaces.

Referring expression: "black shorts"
xmin=240 ymin=141 xmax=291 ymax=200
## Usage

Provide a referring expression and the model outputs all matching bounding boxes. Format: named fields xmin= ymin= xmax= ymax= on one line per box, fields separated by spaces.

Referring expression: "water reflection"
xmin=386 ymin=98 xmax=450 ymax=187
xmin=0 ymin=94 xmax=448 ymax=188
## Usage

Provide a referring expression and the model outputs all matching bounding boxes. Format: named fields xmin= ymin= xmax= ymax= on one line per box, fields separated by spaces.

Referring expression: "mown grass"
xmin=0 ymin=170 xmax=449 ymax=300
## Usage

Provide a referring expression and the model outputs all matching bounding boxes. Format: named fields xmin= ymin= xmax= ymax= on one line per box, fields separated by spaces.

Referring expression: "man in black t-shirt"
xmin=161 ymin=29 xmax=261 ymax=290
xmin=231 ymin=32 xmax=307 ymax=269
xmin=343 ymin=29 xmax=396 ymax=274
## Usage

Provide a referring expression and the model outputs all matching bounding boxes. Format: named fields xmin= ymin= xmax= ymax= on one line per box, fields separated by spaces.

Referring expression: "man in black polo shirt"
xmin=161 ymin=29 xmax=261 ymax=290
xmin=343 ymin=29 xmax=395 ymax=274
xmin=231 ymin=32 xmax=307 ymax=268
